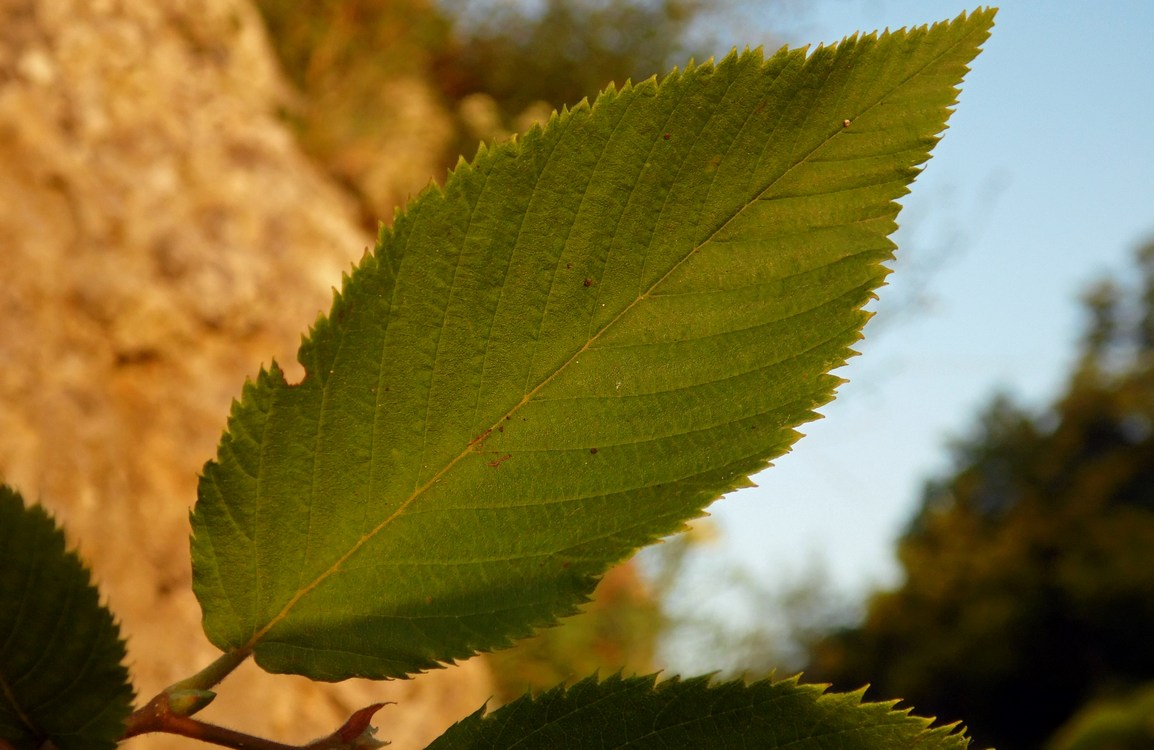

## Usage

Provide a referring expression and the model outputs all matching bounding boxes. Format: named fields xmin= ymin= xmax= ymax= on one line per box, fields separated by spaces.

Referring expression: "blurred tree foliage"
xmin=645 ymin=522 xmax=855 ymax=680
xmin=484 ymin=564 xmax=662 ymax=705
xmin=254 ymin=0 xmax=712 ymax=227
xmin=256 ymin=0 xmax=454 ymax=221
xmin=435 ymin=0 xmax=703 ymax=119
xmin=807 ymin=240 xmax=1154 ymax=750
xmin=1047 ymin=681 xmax=1154 ymax=750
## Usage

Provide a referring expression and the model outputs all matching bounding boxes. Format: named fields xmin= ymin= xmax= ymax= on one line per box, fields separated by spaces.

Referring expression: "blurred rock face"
xmin=0 ymin=0 xmax=489 ymax=747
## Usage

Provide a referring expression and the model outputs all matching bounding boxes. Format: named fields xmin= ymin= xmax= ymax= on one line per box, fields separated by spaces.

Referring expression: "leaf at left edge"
xmin=423 ymin=673 xmax=974 ymax=750
xmin=0 ymin=485 xmax=134 ymax=750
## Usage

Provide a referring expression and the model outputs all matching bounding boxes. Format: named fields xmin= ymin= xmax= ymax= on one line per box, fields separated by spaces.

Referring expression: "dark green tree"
xmin=807 ymin=240 xmax=1154 ymax=750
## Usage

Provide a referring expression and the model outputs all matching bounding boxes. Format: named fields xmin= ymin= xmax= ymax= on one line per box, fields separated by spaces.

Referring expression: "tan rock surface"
xmin=0 ymin=0 xmax=490 ymax=747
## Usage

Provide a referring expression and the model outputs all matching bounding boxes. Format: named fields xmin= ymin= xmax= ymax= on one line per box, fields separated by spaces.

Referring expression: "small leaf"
xmin=191 ymin=10 xmax=995 ymax=680
xmin=333 ymin=702 xmax=390 ymax=749
xmin=424 ymin=673 xmax=970 ymax=749
xmin=0 ymin=486 xmax=134 ymax=750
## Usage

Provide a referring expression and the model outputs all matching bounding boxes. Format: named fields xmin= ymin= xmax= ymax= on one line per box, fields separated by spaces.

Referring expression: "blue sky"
xmin=675 ymin=1 xmax=1154 ymax=600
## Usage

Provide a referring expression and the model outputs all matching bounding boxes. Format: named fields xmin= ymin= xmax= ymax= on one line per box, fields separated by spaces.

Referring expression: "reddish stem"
xmin=122 ymin=690 xmax=390 ymax=750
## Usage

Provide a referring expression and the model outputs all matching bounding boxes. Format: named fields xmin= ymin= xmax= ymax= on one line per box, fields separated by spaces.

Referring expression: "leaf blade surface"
xmin=192 ymin=10 xmax=994 ymax=680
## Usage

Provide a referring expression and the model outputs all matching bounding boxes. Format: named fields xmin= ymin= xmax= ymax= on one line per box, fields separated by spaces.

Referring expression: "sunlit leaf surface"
xmin=192 ymin=10 xmax=994 ymax=680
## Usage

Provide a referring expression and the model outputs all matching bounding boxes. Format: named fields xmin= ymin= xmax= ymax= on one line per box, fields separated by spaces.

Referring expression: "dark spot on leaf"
xmin=589 ymin=447 xmax=598 ymax=455
xmin=566 ymin=262 xmax=572 ymax=269
xmin=663 ymin=133 xmax=671 ymax=140
xmin=562 ymin=561 xmax=571 ymax=569
xmin=487 ymin=454 xmax=512 ymax=468
xmin=583 ymin=278 xmax=594 ymax=287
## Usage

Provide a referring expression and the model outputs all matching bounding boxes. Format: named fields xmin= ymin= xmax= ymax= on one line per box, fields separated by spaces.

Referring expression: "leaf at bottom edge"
xmin=424 ymin=672 xmax=972 ymax=749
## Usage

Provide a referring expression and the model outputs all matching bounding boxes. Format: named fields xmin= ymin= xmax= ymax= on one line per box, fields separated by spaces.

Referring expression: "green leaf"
xmin=191 ymin=10 xmax=995 ymax=680
xmin=425 ymin=673 xmax=970 ymax=749
xmin=0 ymin=485 xmax=134 ymax=750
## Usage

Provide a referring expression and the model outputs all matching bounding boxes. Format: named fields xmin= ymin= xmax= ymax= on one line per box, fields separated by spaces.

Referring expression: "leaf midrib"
xmin=243 ymin=28 xmax=964 ymax=652
xmin=0 ymin=670 xmax=36 ymax=740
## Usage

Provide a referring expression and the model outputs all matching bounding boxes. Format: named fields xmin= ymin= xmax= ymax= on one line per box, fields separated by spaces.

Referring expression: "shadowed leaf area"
xmin=0 ymin=486 xmax=133 ymax=750
xmin=190 ymin=10 xmax=995 ymax=682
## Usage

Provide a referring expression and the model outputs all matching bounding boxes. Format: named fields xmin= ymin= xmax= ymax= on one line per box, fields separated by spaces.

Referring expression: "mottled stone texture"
xmin=0 ymin=0 xmax=489 ymax=746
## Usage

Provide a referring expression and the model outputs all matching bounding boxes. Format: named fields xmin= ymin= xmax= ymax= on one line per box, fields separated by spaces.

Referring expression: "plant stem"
xmin=130 ymin=711 xmax=303 ymax=750
xmin=168 ymin=647 xmax=253 ymax=694
xmin=121 ymin=648 xmax=252 ymax=740
xmin=121 ymin=687 xmax=389 ymax=750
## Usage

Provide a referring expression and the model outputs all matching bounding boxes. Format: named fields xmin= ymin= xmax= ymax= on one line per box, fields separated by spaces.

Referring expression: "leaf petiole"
xmin=167 ymin=648 xmax=254 ymax=697
xmin=121 ymin=651 xmax=390 ymax=749
xmin=121 ymin=648 xmax=250 ymax=740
